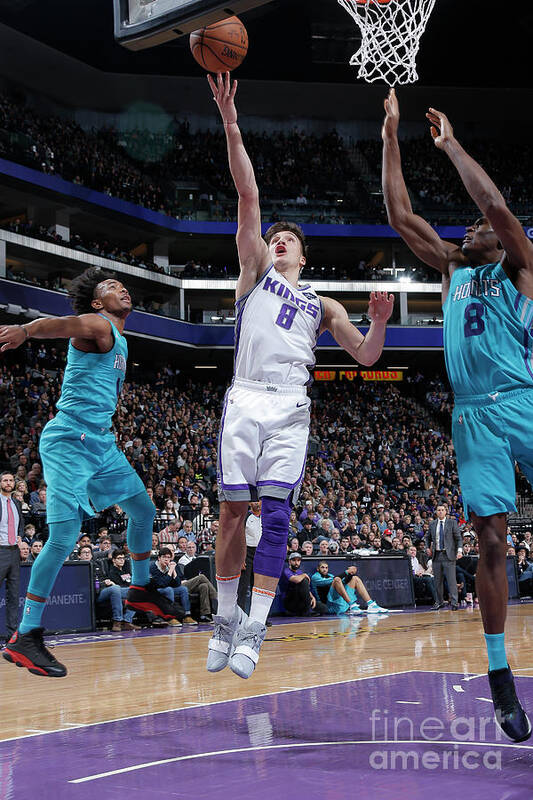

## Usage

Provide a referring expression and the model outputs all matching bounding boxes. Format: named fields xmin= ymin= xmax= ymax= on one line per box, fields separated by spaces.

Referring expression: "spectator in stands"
xmin=301 ymin=541 xmax=314 ymax=556
xmin=517 ymin=546 xmax=533 ymax=597
xmin=160 ymin=499 xmax=178 ymax=523
xmin=326 ymin=565 xmax=388 ymax=616
xmin=18 ymin=541 xmax=30 ymax=563
xmin=158 ymin=519 xmax=182 ymax=544
xmin=408 ymin=545 xmax=436 ymax=605
xmin=105 ymin=550 xmax=144 ymax=627
xmin=26 ymin=539 xmax=43 ymax=564
xmin=181 ymin=519 xmax=196 ymax=542
xmin=178 ymin=540 xmax=198 ymax=568
xmin=149 ymin=548 xmax=196 ymax=624
xmin=0 ymin=471 xmax=23 ymax=644
xmin=79 ymin=544 xmax=140 ymax=632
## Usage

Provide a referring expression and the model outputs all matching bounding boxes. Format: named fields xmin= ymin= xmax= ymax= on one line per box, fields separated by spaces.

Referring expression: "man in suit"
xmin=426 ymin=503 xmax=462 ymax=610
xmin=0 ymin=472 xmax=24 ymax=644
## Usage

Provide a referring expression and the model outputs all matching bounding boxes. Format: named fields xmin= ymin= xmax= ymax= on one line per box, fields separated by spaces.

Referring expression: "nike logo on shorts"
xmin=296 ymin=401 xmax=308 ymax=408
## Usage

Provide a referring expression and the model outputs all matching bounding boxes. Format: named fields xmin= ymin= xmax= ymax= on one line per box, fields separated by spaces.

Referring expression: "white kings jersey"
xmin=234 ymin=264 xmax=323 ymax=386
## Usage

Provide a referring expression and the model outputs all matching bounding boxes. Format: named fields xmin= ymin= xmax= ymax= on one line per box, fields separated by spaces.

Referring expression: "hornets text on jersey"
xmin=443 ymin=262 xmax=533 ymax=398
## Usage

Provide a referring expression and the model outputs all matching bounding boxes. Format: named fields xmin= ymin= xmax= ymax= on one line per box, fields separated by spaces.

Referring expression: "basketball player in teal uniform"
xmin=382 ymin=88 xmax=532 ymax=742
xmin=0 ymin=268 xmax=175 ymax=676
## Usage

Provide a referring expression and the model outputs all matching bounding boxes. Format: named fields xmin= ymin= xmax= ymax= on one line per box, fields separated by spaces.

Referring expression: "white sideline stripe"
xmin=25 ymin=729 xmax=54 ymax=734
xmin=0 ymin=669 xmax=412 ymax=744
xmin=476 ymin=697 xmax=494 ymax=703
xmin=396 ymin=700 xmax=421 ymax=704
xmin=70 ymin=738 xmax=533 ymax=783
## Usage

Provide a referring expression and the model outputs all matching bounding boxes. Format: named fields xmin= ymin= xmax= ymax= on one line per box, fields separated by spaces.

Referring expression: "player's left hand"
xmin=367 ymin=291 xmax=394 ymax=323
xmin=310 ymin=594 xmax=316 ymax=609
xmin=426 ymin=108 xmax=455 ymax=150
xmin=0 ymin=324 xmax=26 ymax=352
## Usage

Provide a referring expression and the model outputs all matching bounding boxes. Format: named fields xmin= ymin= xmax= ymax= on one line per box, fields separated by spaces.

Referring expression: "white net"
xmin=337 ymin=0 xmax=437 ymax=86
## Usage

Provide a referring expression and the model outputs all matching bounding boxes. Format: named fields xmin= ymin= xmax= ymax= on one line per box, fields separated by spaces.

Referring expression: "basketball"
xmin=189 ymin=16 xmax=248 ymax=73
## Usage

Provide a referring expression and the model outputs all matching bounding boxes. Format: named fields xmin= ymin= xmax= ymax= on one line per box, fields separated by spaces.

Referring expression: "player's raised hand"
xmin=0 ymin=324 xmax=26 ymax=352
xmin=368 ymin=291 xmax=394 ymax=323
xmin=426 ymin=108 xmax=455 ymax=150
xmin=382 ymin=87 xmax=400 ymax=140
xmin=207 ymin=71 xmax=238 ymax=125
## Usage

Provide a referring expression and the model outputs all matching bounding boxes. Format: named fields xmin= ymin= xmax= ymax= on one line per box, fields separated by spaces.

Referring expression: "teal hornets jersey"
xmin=443 ymin=262 xmax=533 ymax=398
xmin=56 ymin=314 xmax=127 ymax=428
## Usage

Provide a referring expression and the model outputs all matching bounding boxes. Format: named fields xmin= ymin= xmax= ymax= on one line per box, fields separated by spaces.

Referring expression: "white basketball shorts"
xmin=217 ymin=377 xmax=311 ymax=503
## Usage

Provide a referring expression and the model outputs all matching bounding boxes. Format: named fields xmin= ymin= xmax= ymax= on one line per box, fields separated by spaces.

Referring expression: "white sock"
xmin=249 ymin=587 xmax=275 ymax=625
xmin=216 ymin=574 xmax=240 ymax=619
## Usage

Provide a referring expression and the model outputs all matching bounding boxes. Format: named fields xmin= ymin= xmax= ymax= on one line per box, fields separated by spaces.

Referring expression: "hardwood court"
xmin=2 ymin=606 xmax=533 ymax=800
xmin=2 ymin=604 xmax=533 ymax=742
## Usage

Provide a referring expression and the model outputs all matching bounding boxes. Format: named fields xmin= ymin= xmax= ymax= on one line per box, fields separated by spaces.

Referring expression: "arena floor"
xmin=2 ymin=604 xmax=533 ymax=799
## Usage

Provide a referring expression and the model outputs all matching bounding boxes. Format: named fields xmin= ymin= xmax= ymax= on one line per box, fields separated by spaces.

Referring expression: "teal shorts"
xmin=452 ymin=387 xmax=533 ymax=519
xmin=327 ymin=582 xmax=356 ymax=615
xmin=39 ymin=411 xmax=146 ymax=523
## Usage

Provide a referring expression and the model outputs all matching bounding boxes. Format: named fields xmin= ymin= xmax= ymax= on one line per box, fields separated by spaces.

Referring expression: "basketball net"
xmin=338 ymin=0 xmax=437 ymax=85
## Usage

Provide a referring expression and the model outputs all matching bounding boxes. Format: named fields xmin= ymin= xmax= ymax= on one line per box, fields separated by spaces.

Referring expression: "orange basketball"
xmin=190 ymin=16 xmax=248 ymax=73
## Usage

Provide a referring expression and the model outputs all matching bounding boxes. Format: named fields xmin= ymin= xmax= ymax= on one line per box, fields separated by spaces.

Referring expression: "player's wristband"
xmin=20 ymin=325 xmax=29 ymax=340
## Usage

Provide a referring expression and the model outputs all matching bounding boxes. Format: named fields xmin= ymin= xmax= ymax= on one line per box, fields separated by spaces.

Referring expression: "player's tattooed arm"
xmin=382 ymin=89 xmax=463 ymax=275
xmin=208 ymin=71 xmax=269 ymax=292
xmin=0 ymin=314 xmax=113 ymax=352
xmin=427 ymin=107 xmax=533 ymax=274
xmin=321 ymin=292 xmax=394 ymax=366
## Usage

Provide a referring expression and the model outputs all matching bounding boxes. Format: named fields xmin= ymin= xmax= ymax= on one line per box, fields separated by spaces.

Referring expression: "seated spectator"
xmin=18 ymin=541 xmax=30 ymax=563
xmin=326 ymin=565 xmax=388 ymax=615
xmin=160 ymin=498 xmax=178 ymax=523
xmin=175 ymin=535 xmax=188 ymax=558
xmin=408 ymin=545 xmax=437 ymax=605
xmin=78 ymin=544 xmax=140 ymax=632
xmin=288 ymin=537 xmax=301 ymax=554
xmin=516 ymin=546 xmax=533 ymax=598
xmin=181 ymin=519 xmax=196 ymax=542
xmin=278 ymin=553 xmax=327 ymax=616
xmin=26 ymin=539 xmax=43 ymax=564
xmin=197 ymin=524 xmax=215 ymax=554
xmin=178 ymin=540 xmax=198 ymax=568
xmin=301 ymin=540 xmax=314 ymax=556
xmin=149 ymin=533 xmax=160 ymax=557
xmin=149 ymin=548 xmax=196 ymax=624
xmin=315 ymin=539 xmax=330 ymax=557
xmin=22 ymin=523 xmax=38 ymax=545
xmin=106 ymin=549 xmax=145 ymax=629
xmin=299 ymin=517 xmax=317 ymax=544
xmin=338 ymin=536 xmax=351 ymax=555
xmin=158 ymin=519 xmax=182 ymax=544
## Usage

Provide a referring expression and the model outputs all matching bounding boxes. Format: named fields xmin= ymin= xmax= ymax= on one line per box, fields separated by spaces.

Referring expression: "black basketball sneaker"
xmin=3 ymin=628 xmax=67 ymax=677
xmin=488 ymin=666 xmax=532 ymax=742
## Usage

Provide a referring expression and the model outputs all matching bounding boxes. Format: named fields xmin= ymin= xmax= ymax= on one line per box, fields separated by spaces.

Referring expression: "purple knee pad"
xmin=254 ymin=495 xmax=292 ymax=579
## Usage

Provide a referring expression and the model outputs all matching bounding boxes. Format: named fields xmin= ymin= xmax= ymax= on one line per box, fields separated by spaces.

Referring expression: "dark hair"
xmin=113 ymin=549 xmax=126 ymax=559
xmin=0 ymin=471 xmax=14 ymax=480
xmin=159 ymin=547 xmax=173 ymax=558
xmin=69 ymin=267 xmax=116 ymax=315
xmin=79 ymin=545 xmax=92 ymax=556
xmin=264 ymin=221 xmax=308 ymax=258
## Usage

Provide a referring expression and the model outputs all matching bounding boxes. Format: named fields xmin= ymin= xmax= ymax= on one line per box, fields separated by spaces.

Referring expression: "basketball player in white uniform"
xmin=206 ymin=72 xmax=394 ymax=678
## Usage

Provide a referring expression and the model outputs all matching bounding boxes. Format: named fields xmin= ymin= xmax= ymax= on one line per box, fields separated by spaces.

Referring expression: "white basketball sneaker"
xmin=347 ymin=601 xmax=364 ymax=616
xmin=229 ymin=619 xmax=268 ymax=679
xmin=206 ymin=606 xmax=244 ymax=673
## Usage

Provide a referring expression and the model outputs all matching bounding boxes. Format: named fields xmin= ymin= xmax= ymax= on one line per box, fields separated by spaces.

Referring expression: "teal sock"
xmin=19 ymin=598 xmax=46 ymax=634
xmin=484 ymin=633 xmax=507 ymax=672
xmin=131 ymin=557 xmax=150 ymax=587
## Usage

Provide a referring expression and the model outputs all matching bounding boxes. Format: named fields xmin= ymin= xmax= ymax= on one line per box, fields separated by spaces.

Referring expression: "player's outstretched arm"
xmin=207 ymin=72 xmax=268 ymax=291
xmin=321 ymin=292 xmax=394 ymax=366
xmin=382 ymin=89 xmax=462 ymax=274
xmin=427 ymin=107 xmax=533 ymax=273
xmin=0 ymin=313 xmax=113 ymax=352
